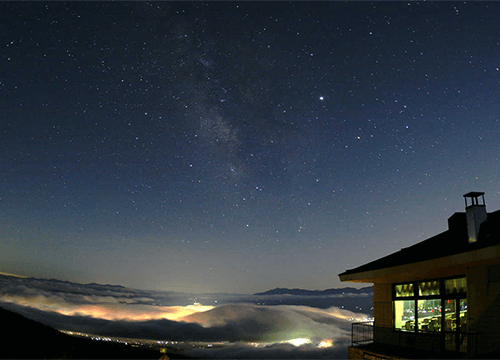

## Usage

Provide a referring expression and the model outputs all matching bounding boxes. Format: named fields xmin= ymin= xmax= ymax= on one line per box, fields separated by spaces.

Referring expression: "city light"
xmin=318 ymin=338 xmax=333 ymax=348
xmin=286 ymin=338 xmax=311 ymax=347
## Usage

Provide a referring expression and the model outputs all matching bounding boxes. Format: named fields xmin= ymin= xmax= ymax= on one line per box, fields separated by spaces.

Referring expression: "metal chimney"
xmin=463 ymin=192 xmax=487 ymax=244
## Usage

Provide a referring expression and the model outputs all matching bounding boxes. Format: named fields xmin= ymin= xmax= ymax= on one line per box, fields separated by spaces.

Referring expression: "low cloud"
xmin=0 ymin=275 xmax=370 ymax=358
xmin=0 ymin=300 xmax=355 ymax=344
xmin=0 ymin=275 xmax=208 ymax=321
xmin=179 ymin=303 xmax=357 ymax=343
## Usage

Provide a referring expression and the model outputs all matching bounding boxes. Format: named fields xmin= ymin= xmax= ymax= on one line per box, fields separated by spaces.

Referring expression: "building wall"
xmin=468 ymin=262 xmax=500 ymax=355
xmin=373 ymin=283 xmax=392 ymax=328
xmin=348 ymin=346 xmax=401 ymax=360
xmin=347 ymin=346 xmax=366 ymax=359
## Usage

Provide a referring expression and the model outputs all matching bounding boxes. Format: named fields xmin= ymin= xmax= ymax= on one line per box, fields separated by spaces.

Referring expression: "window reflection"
xmin=460 ymin=299 xmax=467 ymax=332
xmin=445 ymin=277 xmax=466 ymax=294
xmin=444 ymin=299 xmax=456 ymax=331
xmin=445 ymin=299 xmax=468 ymax=331
xmin=395 ymin=283 xmax=414 ymax=297
xmin=419 ymin=280 xmax=440 ymax=296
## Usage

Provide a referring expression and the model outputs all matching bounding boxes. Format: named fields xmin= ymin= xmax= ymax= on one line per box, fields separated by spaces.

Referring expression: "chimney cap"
xmin=463 ymin=191 xmax=485 ymax=198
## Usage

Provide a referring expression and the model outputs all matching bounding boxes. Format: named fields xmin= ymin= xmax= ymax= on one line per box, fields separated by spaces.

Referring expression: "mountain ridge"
xmin=254 ymin=286 xmax=373 ymax=296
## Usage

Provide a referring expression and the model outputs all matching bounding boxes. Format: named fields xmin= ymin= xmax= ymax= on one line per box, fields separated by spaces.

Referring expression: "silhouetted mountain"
xmin=253 ymin=286 xmax=373 ymax=296
xmin=0 ymin=306 xmax=190 ymax=359
xmin=27 ymin=276 xmax=128 ymax=291
xmin=249 ymin=286 xmax=374 ymax=313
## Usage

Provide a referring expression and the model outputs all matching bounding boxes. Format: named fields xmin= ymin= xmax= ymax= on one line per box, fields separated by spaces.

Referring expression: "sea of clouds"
xmin=0 ymin=275 xmax=372 ymax=358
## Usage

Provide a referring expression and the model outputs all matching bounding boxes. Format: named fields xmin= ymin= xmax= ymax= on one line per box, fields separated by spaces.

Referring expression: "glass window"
xmin=418 ymin=299 xmax=441 ymax=332
xmin=395 ymin=283 xmax=414 ymax=297
xmin=459 ymin=298 xmax=467 ymax=332
xmin=444 ymin=298 xmax=468 ymax=352
xmin=444 ymin=299 xmax=457 ymax=331
xmin=394 ymin=300 xmax=415 ymax=331
xmin=445 ymin=277 xmax=466 ymax=294
xmin=419 ymin=280 xmax=440 ymax=296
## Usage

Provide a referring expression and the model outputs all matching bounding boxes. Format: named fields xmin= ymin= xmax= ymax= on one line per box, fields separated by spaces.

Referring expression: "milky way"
xmin=1 ymin=2 xmax=500 ymax=293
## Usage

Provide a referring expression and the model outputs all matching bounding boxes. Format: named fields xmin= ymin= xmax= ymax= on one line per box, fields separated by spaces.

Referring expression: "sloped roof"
xmin=339 ymin=210 xmax=500 ymax=277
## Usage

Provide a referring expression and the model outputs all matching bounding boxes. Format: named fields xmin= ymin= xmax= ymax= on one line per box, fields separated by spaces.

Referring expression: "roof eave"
xmin=339 ymin=243 xmax=500 ymax=285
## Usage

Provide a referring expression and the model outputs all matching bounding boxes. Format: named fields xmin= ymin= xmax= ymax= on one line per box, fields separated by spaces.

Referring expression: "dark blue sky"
xmin=1 ymin=1 xmax=499 ymax=293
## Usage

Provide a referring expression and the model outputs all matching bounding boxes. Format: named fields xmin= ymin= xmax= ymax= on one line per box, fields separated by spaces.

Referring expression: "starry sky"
xmin=1 ymin=1 xmax=500 ymax=294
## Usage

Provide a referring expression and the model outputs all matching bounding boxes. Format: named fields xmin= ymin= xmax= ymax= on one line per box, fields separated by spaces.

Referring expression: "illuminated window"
xmin=394 ymin=300 xmax=415 ymax=331
xmin=393 ymin=277 xmax=466 ymax=334
xmin=418 ymin=299 xmax=441 ymax=332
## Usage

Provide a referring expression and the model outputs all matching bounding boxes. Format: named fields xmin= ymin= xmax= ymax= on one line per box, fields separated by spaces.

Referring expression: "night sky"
xmin=2 ymin=1 xmax=500 ymax=294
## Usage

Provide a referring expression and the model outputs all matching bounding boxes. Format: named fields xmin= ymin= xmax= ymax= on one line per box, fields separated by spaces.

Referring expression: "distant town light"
xmin=287 ymin=338 xmax=311 ymax=347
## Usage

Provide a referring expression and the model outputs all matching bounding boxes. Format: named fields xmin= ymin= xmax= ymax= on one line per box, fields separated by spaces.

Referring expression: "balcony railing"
xmin=351 ymin=321 xmax=374 ymax=346
xmin=351 ymin=322 xmax=478 ymax=357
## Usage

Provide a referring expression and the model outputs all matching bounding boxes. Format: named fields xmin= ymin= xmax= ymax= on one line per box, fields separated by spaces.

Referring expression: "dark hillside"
xmin=0 ymin=306 xmax=181 ymax=359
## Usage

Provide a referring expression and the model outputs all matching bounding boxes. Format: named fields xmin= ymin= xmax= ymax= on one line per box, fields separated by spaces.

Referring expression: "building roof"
xmin=339 ymin=209 xmax=500 ymax=278
xmin=463 ymin=191 xmax=485 ymax=198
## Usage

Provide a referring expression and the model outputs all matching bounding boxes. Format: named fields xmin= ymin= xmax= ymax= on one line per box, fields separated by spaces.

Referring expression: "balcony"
xmin=351 ymin=322 xmax=479 ymax=358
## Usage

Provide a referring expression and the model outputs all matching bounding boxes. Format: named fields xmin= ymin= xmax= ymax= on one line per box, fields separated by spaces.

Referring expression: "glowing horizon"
xmin=0 ymin=295 xmax=215 ymax=322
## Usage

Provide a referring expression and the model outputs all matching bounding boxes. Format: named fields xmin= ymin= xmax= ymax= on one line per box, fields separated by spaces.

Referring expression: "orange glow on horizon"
xmin=318 ymin=338 xmax=333 ymax=348
xmin=58 ymin=303 xmax=215 ymax=321
xmin=0 ymin=295 xmax=215 ymax=322
xmin=0 ymin=271 xmax=28 ymax=278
